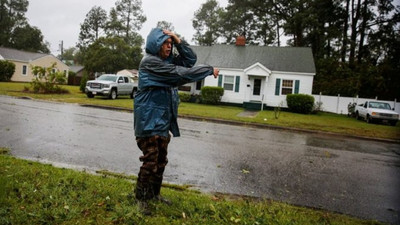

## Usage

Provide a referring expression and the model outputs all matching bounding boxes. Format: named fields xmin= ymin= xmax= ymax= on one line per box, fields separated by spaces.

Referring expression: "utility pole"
xmin=59 ymin=40 xmax=64 ymax=60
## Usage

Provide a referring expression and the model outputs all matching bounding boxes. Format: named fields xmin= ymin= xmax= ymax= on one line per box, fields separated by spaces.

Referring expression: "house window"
xmin=22 ymin=65 xmax=27 ymax=76
xmin=52 ymin=68 xmax=56 ymax=74
xmin=218 ymin=75 xmax=240 ymax=92
xmin=281 ymin=80 xmax=294 ymax=95
xmin=223 ymin=75 xmax=234 ymax=91
xmin=196 ymin=80 xmax=202 ymax=90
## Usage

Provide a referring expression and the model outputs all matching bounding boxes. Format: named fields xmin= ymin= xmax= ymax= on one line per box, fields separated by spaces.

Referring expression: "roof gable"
xmin=190 ymin=45 xmax=315 ymax=74
xmin=244 ymin=62 xmax=271 ymax=76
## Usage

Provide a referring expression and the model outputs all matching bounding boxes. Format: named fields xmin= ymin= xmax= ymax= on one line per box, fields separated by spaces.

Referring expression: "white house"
xmin=187 ymin=38 xmax=316 ymax=109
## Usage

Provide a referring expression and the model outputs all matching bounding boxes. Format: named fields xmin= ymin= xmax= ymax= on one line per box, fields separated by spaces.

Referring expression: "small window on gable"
xmin=22 ymin=65 xmax=27 ymax=75
xmin=281 ymin=80 xmax=293 ymax=95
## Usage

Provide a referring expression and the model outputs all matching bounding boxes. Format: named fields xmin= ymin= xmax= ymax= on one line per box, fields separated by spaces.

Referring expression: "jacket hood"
xmin=145 ymin=28 xmax=171 ymax=56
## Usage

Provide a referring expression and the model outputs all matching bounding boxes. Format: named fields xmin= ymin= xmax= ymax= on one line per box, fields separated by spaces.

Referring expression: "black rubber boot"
xmin=153 ymin=182 xmax=172 ymax=205
xmin=137 ymin=200 xmax=152 ymax=216
xmin=135 ymin=181 xmax=155 ymax=201
xmin=155 ymin=195 xmax=172 ymax=205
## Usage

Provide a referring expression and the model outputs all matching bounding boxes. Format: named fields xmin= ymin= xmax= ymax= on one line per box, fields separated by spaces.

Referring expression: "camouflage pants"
xmin=135 ymin=135 xmax=170 ymax=201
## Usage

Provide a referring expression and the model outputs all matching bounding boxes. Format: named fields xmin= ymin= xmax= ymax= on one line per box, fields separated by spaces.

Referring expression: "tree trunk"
xmin=276 ymin=20 xmax=280 ymax=47
xmin=327 ymin=22 xmax=331 ymax=58
xmin=357 ymin=0 xmax=369 ymax=63
xmin=341 ymin=0 xmax=350 ymax=62
xmin=349 ymin=0 xmax=361 ymax=67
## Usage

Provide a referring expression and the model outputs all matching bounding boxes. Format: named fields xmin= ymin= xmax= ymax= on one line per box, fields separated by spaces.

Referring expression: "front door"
xmin=250 ymin=78 xmax=263 ymax=101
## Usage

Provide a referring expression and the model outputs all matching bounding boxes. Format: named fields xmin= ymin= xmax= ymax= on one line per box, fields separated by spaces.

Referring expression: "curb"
xmin=79 ymin=103 xmax=400 ymax=144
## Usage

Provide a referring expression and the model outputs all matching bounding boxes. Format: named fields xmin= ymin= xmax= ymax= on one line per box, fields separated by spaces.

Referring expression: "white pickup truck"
xmin=355 ymin=101 xmax=398 ymax=126
xmin=85 ymin=74 xmax=138 ymax=99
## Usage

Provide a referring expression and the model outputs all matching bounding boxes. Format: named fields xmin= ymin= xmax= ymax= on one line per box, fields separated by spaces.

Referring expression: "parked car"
xmin=355 ymin=101 xmax=399 ymax=126
xmin=85 ymin=74 xmax=137 ymax=99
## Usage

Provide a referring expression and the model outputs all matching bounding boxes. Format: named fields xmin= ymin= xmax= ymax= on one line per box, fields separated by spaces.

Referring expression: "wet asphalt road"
xmin=1 ymin=95 xmax=399 ymax=224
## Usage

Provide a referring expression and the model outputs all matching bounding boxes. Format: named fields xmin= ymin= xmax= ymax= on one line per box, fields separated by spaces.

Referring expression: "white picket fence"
xmin=312 ymin=93 xmax=400 ymax=115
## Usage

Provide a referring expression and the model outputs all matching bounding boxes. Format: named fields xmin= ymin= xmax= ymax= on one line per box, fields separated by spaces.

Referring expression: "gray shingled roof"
xmin=69 ymin=65 xmax=84 ymax=73
xmin=0 ymin=47 xmax=49 ymax=62
xmin=190 ymin=45 xmax=316 ymax=74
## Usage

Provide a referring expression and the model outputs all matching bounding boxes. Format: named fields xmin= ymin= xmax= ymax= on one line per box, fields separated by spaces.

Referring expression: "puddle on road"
xmin=305 ymin=135 xmax=396 ymax=155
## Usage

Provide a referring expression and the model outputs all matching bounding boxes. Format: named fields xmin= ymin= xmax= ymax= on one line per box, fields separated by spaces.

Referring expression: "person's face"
xmin=159 ymin=38 xmax=172 ymax=59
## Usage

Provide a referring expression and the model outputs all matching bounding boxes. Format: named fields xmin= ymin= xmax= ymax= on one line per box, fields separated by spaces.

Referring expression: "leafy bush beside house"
xmin=29 ymin=63 xmax=68 ymax=94
xmin=0 ymin=60 xmax=15 ymax=82
xmin=286 ymin=94 xmax=315 ymax=114
xmin=80 ymin=71 xmax=89 ymax=93
xmin=201 ymin=86 xmax=224 ymax=105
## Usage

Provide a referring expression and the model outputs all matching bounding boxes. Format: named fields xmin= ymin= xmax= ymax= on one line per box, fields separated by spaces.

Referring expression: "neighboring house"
xmin=117 ymin=69 xmax=139 ymax=86
xmin=68 ymin=65 xmax=85 ymax=85
xmin=187 ymin=37 xmax=316 ymax=109
xmin=0 ymin=47 xmax=69 ymax=82
xmin=117 ymin=69 xmax=138 ymax=79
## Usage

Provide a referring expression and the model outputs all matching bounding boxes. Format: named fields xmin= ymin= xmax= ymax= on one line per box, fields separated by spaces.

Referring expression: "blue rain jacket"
xmin=134 ymin=28 xmax=214 ymax=138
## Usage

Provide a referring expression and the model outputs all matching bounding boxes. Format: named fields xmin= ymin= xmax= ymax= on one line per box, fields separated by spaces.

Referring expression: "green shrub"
xmin=190 ymin=94 xmax=201 ymax=103
xmin=178 ymin=92 xmax=191 ymax=102
xmin=80 ymin=71 xmax=89 ymax=93
xmin=201 ymin=86 xmax=224 ymax=105
xmin=29 ymin=63 xmax=68 ymax=94
xmin=286 ymin=94 xmax=315 ymax=114
xmin=0 ymin=60 xmax=16 ymax=82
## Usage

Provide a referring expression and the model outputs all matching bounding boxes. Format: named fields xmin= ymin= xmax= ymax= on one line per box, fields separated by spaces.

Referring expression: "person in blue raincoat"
xmin=133 ymin=28 xmax=219 ymax=213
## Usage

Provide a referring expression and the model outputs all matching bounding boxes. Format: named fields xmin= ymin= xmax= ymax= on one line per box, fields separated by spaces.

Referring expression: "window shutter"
xmin=235 ymin=76 xmax=240 ymax=92
xmin=218 ymin=75 xmax=223 ymax=87
xmin=294 ymin=80 xmax=300 ymax=94
xmin=275 ymin=78 xmax=281 ymax=96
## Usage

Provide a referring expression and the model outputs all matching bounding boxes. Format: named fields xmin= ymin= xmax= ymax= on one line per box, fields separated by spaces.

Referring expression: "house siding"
xmin=11 ymin=61 xmax=30 ymax=82
xmin=265 ymin=72 xmax=314 ymax=107
xmin=204 ymin=69 xmax=246 ymax=104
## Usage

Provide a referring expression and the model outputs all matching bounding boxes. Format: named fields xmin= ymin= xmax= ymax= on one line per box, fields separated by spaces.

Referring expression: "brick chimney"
xmin=235 ymin=35 xmax=246 ymax=46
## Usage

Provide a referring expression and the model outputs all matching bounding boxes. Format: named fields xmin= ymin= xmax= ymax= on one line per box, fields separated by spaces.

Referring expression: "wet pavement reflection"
xmin=1 ymin=95 xmax=399 ymax=224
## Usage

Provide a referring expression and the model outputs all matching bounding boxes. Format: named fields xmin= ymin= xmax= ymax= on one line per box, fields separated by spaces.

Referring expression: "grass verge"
xmin=0 ymin=152 xmax=382 ymax=225
xmin=0 ymin=82 xmax=399 ymax=140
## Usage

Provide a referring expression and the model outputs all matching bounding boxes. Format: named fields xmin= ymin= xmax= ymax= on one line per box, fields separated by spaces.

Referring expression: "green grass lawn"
xmin=0 ymin=150 xmax=382 ymax=225
xmin=1 ymin=82 xmax=399 ymax=140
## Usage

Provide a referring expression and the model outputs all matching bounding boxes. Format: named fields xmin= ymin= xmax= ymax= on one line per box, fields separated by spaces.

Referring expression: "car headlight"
xmin=103 ymin=84 xmax=110 ymax=88
xmin=86 ymin=82 xmax=90 ymax=87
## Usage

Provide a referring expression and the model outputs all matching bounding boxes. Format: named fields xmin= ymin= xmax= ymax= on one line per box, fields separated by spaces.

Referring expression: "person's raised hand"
xmin=213 ymin=68 xmax=219 ymax=79
xmin=163 ymin=30 xmax=181 ymax=44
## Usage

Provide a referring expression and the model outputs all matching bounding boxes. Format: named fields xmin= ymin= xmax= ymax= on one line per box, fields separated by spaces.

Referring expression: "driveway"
xmin=0 ymin=95 xmax=399 ymax=224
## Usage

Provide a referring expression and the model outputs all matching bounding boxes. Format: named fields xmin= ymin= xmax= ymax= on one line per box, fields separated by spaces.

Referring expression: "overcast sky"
xmin=25 ymin=0 xmax=228 ymax=55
